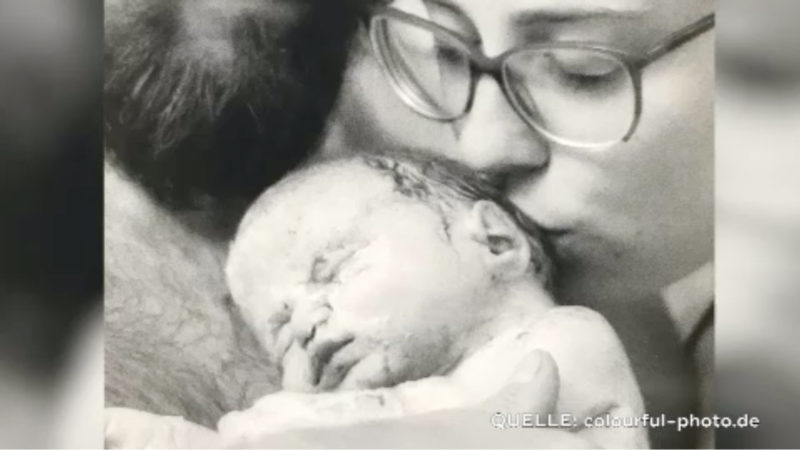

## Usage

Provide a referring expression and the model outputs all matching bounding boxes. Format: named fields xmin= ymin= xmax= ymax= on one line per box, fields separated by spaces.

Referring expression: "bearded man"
xmin=104 ymin=0 xmax=368 ymax=426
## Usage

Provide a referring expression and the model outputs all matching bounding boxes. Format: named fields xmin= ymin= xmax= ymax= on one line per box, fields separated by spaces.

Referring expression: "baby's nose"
xmin=289 ymin=299 xmax=332 ymax=348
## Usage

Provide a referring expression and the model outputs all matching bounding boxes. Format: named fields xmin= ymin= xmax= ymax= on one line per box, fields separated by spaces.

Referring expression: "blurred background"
xmin=716 ymin=0 xmax=800 ymax=447
xmin=0 ymin=0 xmax=102 ymax=447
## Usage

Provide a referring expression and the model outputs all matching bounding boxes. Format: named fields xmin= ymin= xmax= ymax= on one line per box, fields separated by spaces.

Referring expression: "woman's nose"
xmin=455 ymin=77 xmax=550 ymax=182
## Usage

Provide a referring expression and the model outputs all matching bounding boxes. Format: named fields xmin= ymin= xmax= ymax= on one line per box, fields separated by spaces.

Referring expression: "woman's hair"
xmin=351 ymin=149 xmax=554 ymax=288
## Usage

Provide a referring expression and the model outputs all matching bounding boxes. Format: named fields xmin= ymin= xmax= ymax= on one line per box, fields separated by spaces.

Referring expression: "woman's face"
xmin=340 ymin=0 xmax=714 ymax=304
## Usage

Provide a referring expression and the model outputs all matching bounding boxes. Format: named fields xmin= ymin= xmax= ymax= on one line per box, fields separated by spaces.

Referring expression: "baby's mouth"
xmin=279 ymin=325 xmax=358 ymax=392
xmin=308 ymin=333 xmax=356 ymax=390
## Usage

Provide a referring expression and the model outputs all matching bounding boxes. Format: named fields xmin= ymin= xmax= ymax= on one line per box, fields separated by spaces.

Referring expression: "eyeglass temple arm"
xmin=357 ymin=1 xmax=392 ymax=28
xmin=643 ymin=14 xmax=715 ymax=65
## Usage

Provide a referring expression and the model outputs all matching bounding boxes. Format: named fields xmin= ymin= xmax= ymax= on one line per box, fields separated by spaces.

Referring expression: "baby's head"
xmin=226 ymin=151 xmax=553 ymax=392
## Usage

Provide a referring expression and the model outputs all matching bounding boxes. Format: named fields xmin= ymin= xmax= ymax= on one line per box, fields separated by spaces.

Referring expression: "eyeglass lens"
xmin=374 ymin=16 xmax=639 ymax=146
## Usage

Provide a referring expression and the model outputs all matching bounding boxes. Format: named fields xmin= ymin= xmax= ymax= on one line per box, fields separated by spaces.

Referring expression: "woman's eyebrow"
xmin=426 ymin=0 xmax=649 ymax=27
xmin=510 ymin=6 xmax=647 ymax=28
xmin=425 ymin=0 xmax=465 ymax=18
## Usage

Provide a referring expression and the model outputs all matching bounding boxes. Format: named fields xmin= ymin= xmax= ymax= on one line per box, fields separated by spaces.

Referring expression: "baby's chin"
xmin=335 ymin=352 xmax=421 ymax=391
xmin=281 ymin=342 xmax=452 ymax=393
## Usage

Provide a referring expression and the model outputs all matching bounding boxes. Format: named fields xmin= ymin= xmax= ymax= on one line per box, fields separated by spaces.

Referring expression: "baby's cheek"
xmin=338 ymin=333 xmax=459 ymax=390
xmin=336 ymin=352 xmax=413 ymax=390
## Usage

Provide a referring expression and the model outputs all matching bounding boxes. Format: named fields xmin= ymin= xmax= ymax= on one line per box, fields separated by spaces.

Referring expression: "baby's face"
xmin=227 ymin=163 xmax=535 ymax=392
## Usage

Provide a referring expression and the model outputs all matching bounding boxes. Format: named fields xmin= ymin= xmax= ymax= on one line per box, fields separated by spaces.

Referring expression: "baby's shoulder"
xmin=537 ymin=306 xmax=616 ymax=339
xmin=531 ymin=306 xmax=626 ymax=363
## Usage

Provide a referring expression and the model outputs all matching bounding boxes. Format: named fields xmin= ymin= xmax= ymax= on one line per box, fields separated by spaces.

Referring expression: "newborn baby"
xmin=219 ymin=152 xmax=646 ymax=446
xmin=226 ymin=151 xmax=554 ymax=394
xmin=105 ymin=152 xmax=647 ymax=448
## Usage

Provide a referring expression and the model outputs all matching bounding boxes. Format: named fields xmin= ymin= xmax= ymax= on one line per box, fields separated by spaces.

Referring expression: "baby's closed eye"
xmin=309 ymin=243 xmax=368 ymax=284
xmin=266 ymin=302 xmax=291 ymax=332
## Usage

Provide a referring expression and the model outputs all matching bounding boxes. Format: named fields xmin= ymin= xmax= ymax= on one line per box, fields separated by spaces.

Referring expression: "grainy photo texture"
xmin=104 ymin=1 xmax=714 ymax=448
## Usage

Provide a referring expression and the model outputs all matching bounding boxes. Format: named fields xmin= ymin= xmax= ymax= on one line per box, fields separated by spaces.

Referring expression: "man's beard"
xmin=105 ymin=0 xmax=366 ymax=217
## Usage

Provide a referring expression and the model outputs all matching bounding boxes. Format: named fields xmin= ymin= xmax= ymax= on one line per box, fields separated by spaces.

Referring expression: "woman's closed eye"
xmin=539 ymin=51 xmax=625 ymax=92
xmin=435 ymin=43 xmax=465 ymax=66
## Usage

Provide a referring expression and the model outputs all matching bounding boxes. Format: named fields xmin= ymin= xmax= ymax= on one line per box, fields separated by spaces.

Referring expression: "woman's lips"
xmin=537 ymin=223 xmax=574 ymax=246
xmin=540 ymin=226 xmax=572 ymax=238
xmin=537 ymin=225 xmax=586 ymax=263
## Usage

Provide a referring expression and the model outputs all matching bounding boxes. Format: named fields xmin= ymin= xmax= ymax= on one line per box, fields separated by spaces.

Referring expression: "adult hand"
xmin=106 ymin=307 xmax=647 ymax=448
xmin=104 ymin=349 xmax=557 ymax=449
xmin=223 ymin=307 xmax=646 ymax=448
xmin=106 ymin=351 xmax=563 ymax=449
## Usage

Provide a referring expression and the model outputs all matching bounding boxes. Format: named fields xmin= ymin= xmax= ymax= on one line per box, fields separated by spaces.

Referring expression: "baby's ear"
xmin=466 ymin=200 xmax=531 ymax=280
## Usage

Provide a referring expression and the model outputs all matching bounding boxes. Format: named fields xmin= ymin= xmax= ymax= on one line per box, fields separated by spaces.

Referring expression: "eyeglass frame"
xmin=368 ymin=6 xmax=715 ymax=148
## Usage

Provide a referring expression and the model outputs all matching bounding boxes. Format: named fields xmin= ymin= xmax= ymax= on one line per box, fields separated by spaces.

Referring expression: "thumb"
xmin=480 ymin=350 xmax=559 ymax=414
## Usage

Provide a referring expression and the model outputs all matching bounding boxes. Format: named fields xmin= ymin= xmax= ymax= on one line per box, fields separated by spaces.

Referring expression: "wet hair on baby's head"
xmin=233 ymin=148 xmax=553 ymax=289
xmin=329 ymin=148 xmax=554 ymax=287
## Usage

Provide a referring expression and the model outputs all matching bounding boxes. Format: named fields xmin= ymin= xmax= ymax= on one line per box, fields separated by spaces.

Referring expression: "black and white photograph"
xmin=103 ymin=0 xmax=714 ymax=448
xmin=3 ymin=0 xmax=800 ymax=448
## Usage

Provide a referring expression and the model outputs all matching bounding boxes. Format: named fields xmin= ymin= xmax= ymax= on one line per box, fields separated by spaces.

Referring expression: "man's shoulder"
xmin=104 ymin=161 xmax=280 ymax=424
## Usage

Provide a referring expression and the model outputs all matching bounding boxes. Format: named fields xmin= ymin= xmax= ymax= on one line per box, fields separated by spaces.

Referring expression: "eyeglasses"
xmin=369 ymin=7 xmax=714 ymax=149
